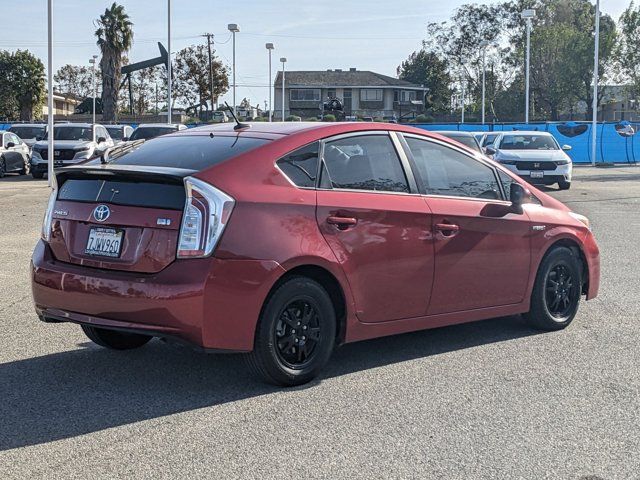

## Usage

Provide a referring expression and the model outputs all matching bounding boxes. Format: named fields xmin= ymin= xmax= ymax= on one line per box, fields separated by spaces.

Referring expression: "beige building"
xmin=42 ymin=93 xmax=81 ymax=117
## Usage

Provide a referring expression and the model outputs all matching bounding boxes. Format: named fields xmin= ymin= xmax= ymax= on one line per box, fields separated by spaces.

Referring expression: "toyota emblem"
xmin=93 ymin=204 xmax=111 ymax=222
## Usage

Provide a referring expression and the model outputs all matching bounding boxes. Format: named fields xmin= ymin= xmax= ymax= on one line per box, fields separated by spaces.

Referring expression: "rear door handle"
xmin=327 ymin=216 xmax=358 ymax=229
xmin=435 ymin=223 xmax=460 ymax=237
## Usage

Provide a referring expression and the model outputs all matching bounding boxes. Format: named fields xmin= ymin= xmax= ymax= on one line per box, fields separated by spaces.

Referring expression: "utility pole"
xmin=203 ymin=33 xmax=215 ymax=113
xmin=167 ymin=0 xmax=172 ymax=124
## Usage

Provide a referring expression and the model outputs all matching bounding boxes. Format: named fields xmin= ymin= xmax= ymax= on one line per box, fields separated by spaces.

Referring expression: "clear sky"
xmin=0 ymin=0 xmax=631 ymax=108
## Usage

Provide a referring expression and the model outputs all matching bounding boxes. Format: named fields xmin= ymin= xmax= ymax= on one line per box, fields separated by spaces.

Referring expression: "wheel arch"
xmin=262 ymin=263 xmax=350 ymax=345
xmin=538 ymin=237 xmax=590 ymax=295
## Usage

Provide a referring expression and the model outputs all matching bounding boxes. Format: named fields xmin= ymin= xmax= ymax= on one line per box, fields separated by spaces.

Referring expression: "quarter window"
xmin=405 ymin=137 xmax=501 ymax=200
xmin=322 ymin=134 xmax=409 ymax=193
xmin=277 ymin=142 xmax=319 ymax=188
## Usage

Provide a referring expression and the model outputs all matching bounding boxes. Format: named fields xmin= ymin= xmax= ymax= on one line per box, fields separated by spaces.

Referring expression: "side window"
xmin=276 ymin=141 xmax=319 ymax=188
xmin=405 ymin=137 xmax=501 ymax=200
xmin=322 ymin=134 xmax=409 ymax=193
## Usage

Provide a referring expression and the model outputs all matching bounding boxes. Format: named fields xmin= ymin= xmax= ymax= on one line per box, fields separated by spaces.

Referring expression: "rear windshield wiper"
xmin=100 ymin=139 xmax=146 ymax=164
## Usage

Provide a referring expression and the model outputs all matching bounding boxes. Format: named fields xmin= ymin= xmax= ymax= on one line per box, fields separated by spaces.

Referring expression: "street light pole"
xmin=591 ymin=0 xmax=600 ymax=166
xmin=280 ymin=57 xmax=287 ymax=121
xmin=266 ymin=43 xmax=274 ymax=122
xmin=480 ymin=40 xmax=489 ymax=124
xmin=89 ymin=55 xmax=97 ymax=125
xmin=167 ymin=0 xmax=172 ymax=124
xmin=461 ymin=74 xmax=465 ymax=123
xmin=47 ymin=0 xmax=54 ymax=187
xmin=228 ymin=24 xmax=240 ymax=115
xmin=522 ymin=9 xmax=536 ymax=123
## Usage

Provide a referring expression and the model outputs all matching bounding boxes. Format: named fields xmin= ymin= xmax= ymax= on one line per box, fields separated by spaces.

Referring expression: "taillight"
xmin=177 ymin=177 xmax=235 ymax=258
xmin=41 ymin=187 xmax=57 ymax=241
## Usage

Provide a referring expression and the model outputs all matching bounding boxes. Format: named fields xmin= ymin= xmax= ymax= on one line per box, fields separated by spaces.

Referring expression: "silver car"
xmin=0 ymin=131 xmax=30 ymax=177
xmin=487 ymin=131 xmax=573 ymax=190
xmin=105 ymin=125 xmax=134 ymax=145
xmin=30 ymin=123 xmax=114 ymax=179
xmin=8 ymin=124 xmax=47 ymax=152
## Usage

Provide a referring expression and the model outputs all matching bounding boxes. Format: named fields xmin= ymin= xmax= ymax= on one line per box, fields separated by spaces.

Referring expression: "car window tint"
xmin=405 ymin=137 xmax=501 ymax=200
xmin=105 ymin=134 xmax=269 ymax=170
xmin=277 ymin=142 xmax=319 ymax=188
xmin=322 ymin=135 xmax=409 ymax=193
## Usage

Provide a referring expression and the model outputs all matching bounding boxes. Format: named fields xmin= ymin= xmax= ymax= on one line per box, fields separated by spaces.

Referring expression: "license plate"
xmin=530 ymin=171 xmax=544 ymax=179
xmin=85 ymin=227 xmax=124 ymax=258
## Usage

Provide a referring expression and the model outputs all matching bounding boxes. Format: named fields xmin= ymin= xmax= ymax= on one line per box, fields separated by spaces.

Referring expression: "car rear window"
xmin=129 ymin=126 xmax=176 ymax=141
xmin=107 ymin=135 xmax=269 ymax=170
xmin=58 ymin=179 xmax=186 ymax=210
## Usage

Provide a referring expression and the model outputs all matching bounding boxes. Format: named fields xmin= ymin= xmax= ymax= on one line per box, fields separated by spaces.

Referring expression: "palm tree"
xmin=95 ymin=2 xmax=133 ymax=122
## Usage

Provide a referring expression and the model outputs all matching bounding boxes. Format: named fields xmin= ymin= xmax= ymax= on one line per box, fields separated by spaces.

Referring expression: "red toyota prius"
xmin=31 ymin=122 xmax=600 ymax=386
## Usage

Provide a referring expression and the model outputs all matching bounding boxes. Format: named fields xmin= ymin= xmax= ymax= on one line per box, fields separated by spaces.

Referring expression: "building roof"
xmin=274 ymin=70 xmax=423 ymax=89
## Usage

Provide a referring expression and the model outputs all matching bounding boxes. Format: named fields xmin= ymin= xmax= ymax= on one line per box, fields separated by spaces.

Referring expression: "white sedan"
xmin=486 ymin=131 xmax=573 ymax=190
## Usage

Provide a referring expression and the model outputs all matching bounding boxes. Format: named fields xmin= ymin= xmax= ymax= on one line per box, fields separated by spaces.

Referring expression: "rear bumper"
xmin=31 ymin=240 xmax=285 ymax=351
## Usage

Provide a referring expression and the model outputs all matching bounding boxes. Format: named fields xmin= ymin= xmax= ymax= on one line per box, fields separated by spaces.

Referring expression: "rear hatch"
xmin=49 ymin=166 xmax=192 ymax=273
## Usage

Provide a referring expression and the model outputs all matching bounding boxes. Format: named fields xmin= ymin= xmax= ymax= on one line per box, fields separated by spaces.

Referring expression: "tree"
xmin=616 ymin=1 xmax=640 ymax=100
xmin=174 ymin=44 xmax=228 ymax=112
xmin=54 ymin=64 xmax=101 ymax=100
xmin=0 ymin=50 xmax=45 ymax=121
xmin=397 ymin=50 xmax=452 ymax=114
xmin=95 ymin=2 xmax=133 ymax=121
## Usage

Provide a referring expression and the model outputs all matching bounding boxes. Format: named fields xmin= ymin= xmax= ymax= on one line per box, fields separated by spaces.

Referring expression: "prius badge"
xmin=93 ymin=205 xmax=111 ymax=222
xmin=532 ymin=225 xmax=546 ymax=231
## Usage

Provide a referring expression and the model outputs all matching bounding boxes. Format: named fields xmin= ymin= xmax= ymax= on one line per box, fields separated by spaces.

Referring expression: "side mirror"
xmin=509 ymin=183 xmax=528 ymax=214
xmin=36 ymin=136 xmax=43 ymax=141
xmin=97 ymin=136 xmax=106 ymax=144
xmin=122 ymin=136 xmax=129 ymax=142
xmin=562 ymin=144 xmax=572 ymax=151
xmin=6 ymin=142 xmax=15 ymax=148
xmin=485 ymin=146 xmax=496 ymax=156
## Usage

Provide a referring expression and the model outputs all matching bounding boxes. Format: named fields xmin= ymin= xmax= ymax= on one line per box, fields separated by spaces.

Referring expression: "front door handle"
xmin=327 ymin=216 xmax=358 ymax=230
xmin=435 ymin=223 xmax=460 ymax=237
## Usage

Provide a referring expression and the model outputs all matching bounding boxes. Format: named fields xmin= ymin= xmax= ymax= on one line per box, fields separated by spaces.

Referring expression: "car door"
xmin=315 ymin=131 xmax=435 ymax=323
xmin=400 ymin=133 xmax=531 ymax=316
xmin=11 ymin=134 xmax=28 ymax=168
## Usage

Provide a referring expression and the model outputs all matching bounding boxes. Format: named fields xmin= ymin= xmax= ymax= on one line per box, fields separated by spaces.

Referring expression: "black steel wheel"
xmin=524 ymin=246 xmax=582 ymax=330
xmin=246 ymin=276 xmax=336 ymax=386
xmin=81 ymin=325 xmax=152 ymax=350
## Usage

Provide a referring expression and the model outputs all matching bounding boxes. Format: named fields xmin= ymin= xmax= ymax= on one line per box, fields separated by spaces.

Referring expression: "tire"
xmin=523 ymin=246 xmax=582 ymax=331
xmin=558 ymin=180 xmax=571 ymax=190
xmin=0 ymin=157 xmax=5 ymax=178
xmin=246 ymin=276 xmax=336 ymax=386
xmin=81 ymin=325 xmax=152 ymax=350
xmin=31 ymin=170 xmax=44 ymax=179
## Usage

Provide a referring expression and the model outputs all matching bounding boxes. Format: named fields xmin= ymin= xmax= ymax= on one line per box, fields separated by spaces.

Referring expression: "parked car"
xmin=0 ymin=130 xmax=30 ymax=177
xmin=8 ymin=123 xmax=47 ymax=151
xmin=30 ymin=123 xmax=114 ymax=179
xmin=105 ymin=125 xmax=134 ymax=145
xmin=487 ymin=131 xmax=573 ymax=190
xmin=32 ymin=122 xmax=599 ymax=386
xmin=128 ymin=123 xmax=187 ymax=141
xmin=211 ymin=111 xmax=228 ymax=123
xmin=473 ymin=132 xmax=500 ymax=152
xmin=433 ymin=130 xmax=482 ymax=153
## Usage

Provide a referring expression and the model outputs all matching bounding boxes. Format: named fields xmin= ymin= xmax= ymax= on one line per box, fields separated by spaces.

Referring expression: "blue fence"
xmin=413 ymin=121 xmax=640 ymax=164
xmin=3 ymin=120 xmax=638 ymax=164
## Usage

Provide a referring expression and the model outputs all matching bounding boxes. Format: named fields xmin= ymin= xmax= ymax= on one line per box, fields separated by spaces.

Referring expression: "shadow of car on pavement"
xmin=0 ymin=315 xmax=540 ymax=451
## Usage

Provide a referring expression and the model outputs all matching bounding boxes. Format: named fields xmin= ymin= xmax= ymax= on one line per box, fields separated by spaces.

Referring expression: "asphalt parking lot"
xmin=0 ymin=167 xmax=638 ymax=479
